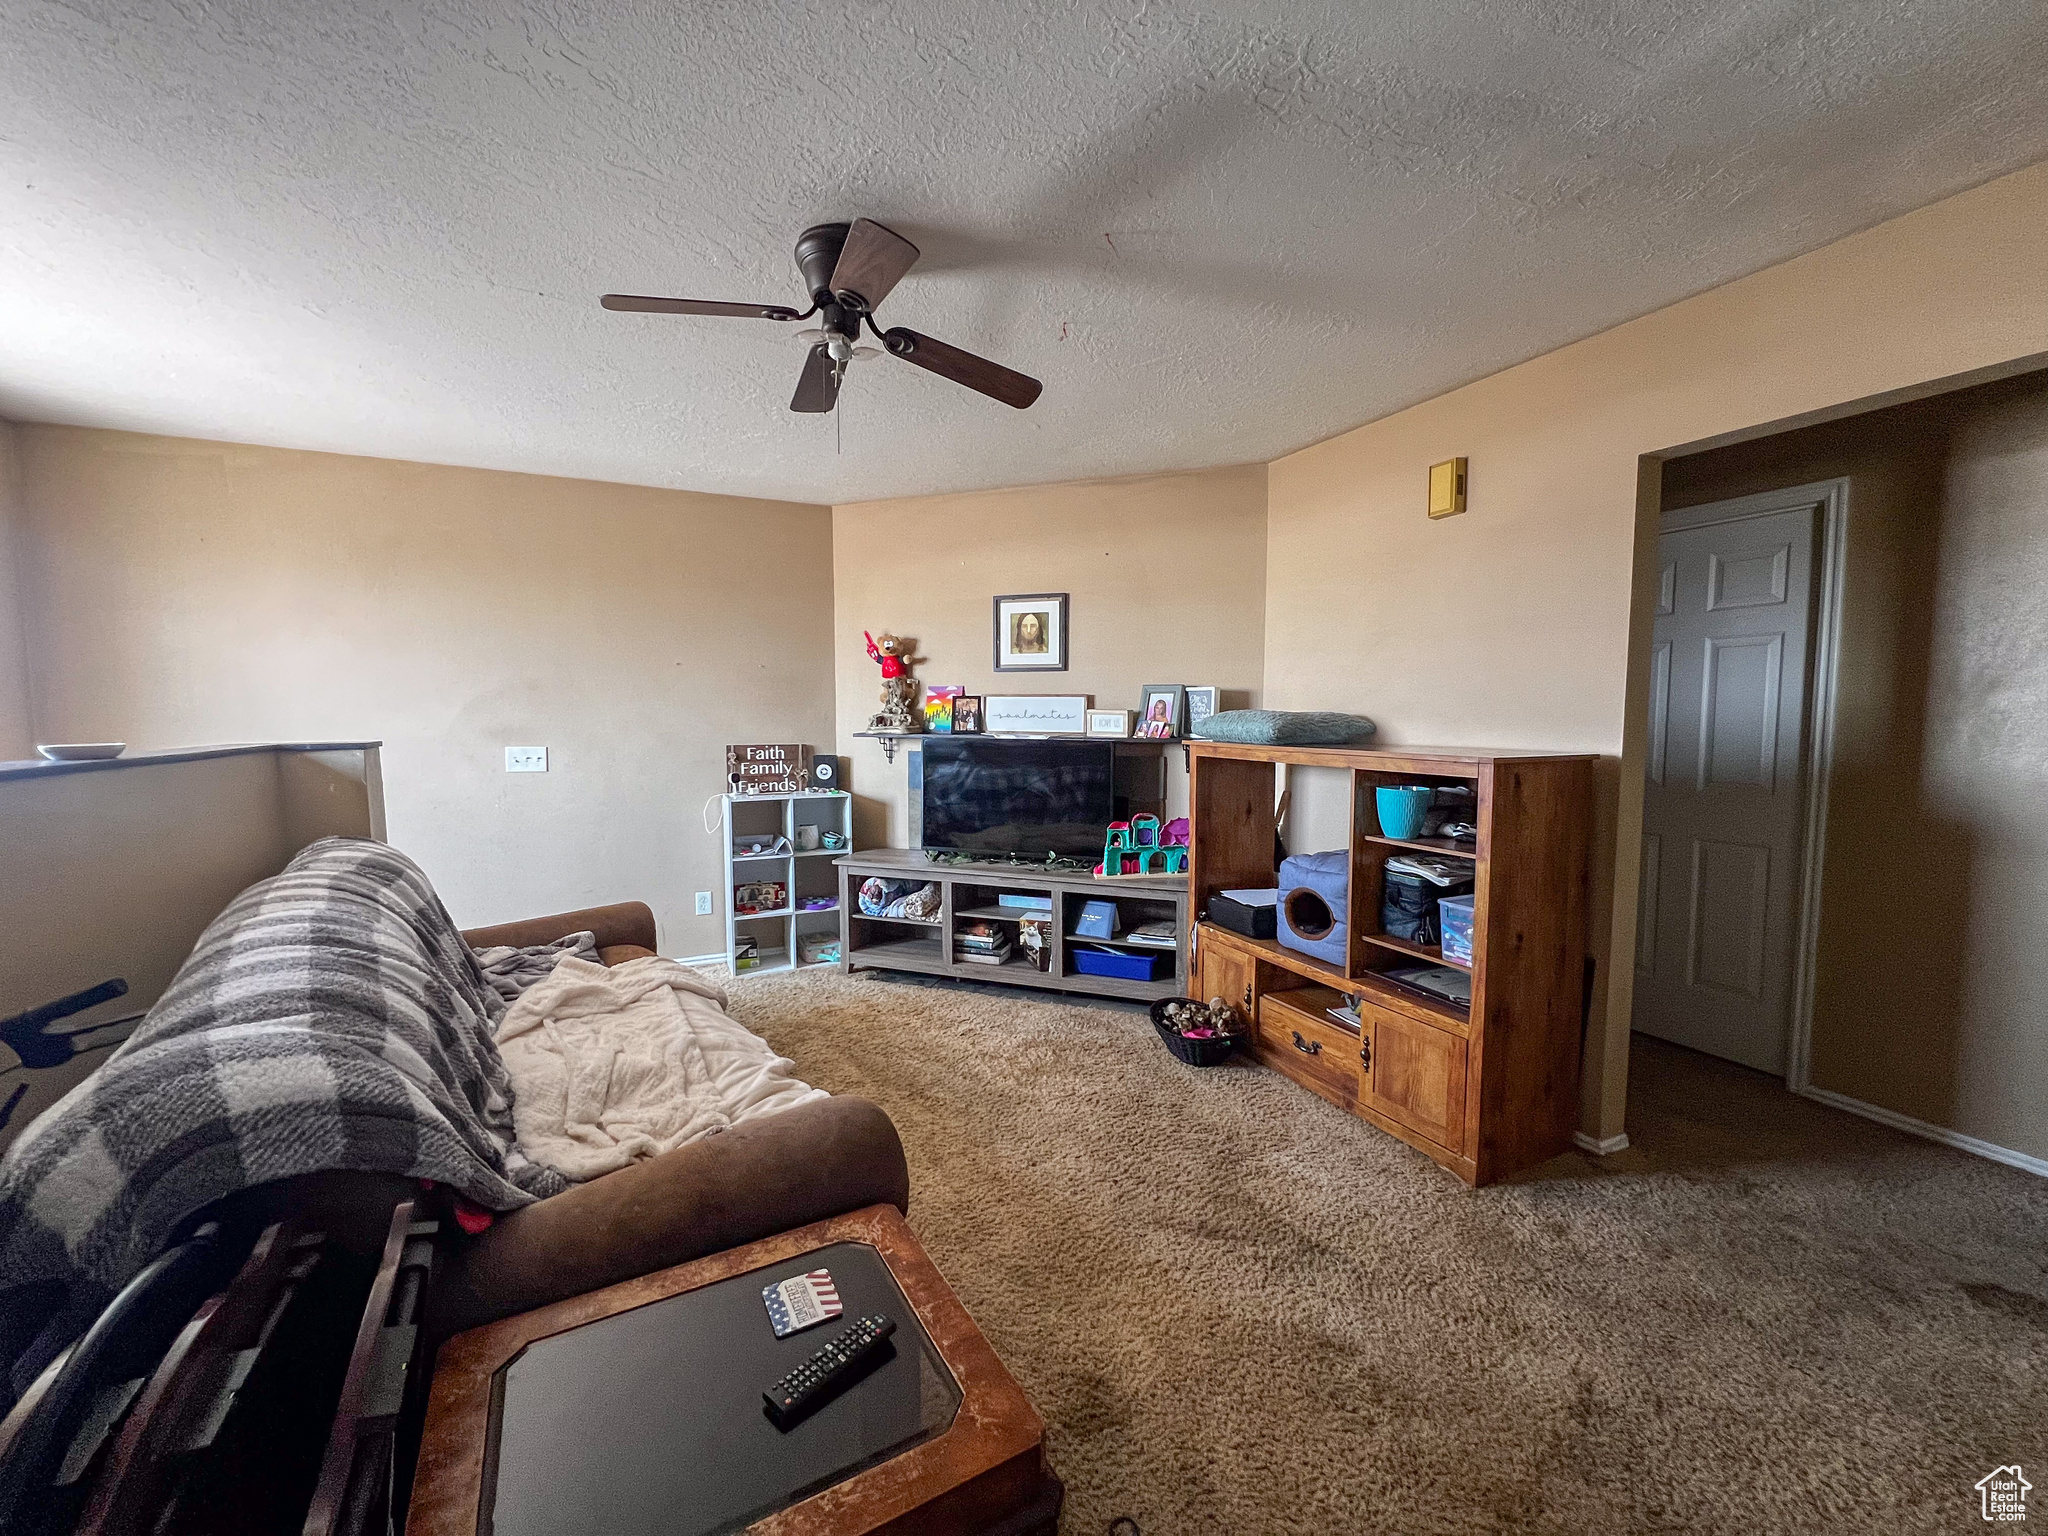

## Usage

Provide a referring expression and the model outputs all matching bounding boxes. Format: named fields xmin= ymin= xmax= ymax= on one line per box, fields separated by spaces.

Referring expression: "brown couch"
xmin=0 ymin=901 xmax=909 ymax=1534
xmin=406 ymin=900 xmax=910 ymax=1338
xmin=195 ymin=902 xmax=907 ymax=1344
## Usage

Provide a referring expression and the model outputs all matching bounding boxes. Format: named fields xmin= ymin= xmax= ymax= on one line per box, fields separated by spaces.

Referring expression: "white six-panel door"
xmin=1634 ymin=494 xmax=1819 ymax=1073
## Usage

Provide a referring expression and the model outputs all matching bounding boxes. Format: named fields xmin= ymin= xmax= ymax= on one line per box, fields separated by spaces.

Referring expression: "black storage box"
xmin=1209 ymin=891 xmax=1278 ymax=940
xmin=1381 ymin=868 xmax=1474 ymax=945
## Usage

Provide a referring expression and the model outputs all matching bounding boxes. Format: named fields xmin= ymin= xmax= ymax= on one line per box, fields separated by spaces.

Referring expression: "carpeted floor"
xmin=727 ymin=968 xmax=2048 ymax=1535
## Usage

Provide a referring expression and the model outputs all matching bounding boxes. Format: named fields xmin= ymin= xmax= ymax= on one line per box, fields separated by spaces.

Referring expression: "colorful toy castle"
xmin=1095 ymin=813 xmax=1190 ymax=876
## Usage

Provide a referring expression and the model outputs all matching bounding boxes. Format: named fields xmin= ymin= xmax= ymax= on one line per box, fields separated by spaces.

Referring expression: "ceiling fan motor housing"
xmin=794 ymin=223 xmax=851 ymax=307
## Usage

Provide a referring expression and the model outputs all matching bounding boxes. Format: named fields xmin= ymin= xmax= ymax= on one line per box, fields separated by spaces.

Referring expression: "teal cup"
xmin=1375 ymin=785 xmax=1434 ymax=840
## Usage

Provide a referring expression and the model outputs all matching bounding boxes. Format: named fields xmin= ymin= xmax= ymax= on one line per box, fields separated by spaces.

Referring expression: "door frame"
xmin=1653 ymin=477 xmax=1848 ymax=1088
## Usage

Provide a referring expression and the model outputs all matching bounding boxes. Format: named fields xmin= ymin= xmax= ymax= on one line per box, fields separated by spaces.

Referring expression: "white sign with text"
xmin=982 ymin=695 xmax=1091 ymax=734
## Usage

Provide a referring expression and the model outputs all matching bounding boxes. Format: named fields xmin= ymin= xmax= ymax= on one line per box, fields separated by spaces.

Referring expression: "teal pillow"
xmin=1194 ymin=710 xmax=1377 ymax=745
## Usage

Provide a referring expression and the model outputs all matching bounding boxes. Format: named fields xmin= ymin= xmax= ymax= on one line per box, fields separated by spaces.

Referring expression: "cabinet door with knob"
xmin=1359 ymin=1002 xmax=1467 ymax=1151
xmin=1195 ymin=935 xmax=1255 ymax=1022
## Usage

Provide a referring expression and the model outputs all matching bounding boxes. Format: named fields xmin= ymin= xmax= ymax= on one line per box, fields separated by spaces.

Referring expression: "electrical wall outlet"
xmin=505 ymin=746 xmax=548 ymax=773
xmin=695 ymin=891 xmax=714 ymax=916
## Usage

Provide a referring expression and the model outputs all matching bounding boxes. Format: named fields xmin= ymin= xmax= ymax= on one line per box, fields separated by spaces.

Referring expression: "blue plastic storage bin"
xmin=1070 ymin=945 xmax=1171 ymax=981
xmin=1438 ymin=892 xmax=1476 ymax=966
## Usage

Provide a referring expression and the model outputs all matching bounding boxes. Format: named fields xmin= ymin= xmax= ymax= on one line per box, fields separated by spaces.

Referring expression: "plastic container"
xmin=1438 ymin=892 xmax=1476 ymax=966
xmin=1070 ymin=945 xmax=1170 ymax=981
xmin=1375 ymin=784 xmax=1434 ymax=840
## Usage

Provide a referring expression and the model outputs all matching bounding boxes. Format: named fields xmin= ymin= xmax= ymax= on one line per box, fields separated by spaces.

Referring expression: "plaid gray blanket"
xmin=0 ymin=837 xmax=566 ymax=1314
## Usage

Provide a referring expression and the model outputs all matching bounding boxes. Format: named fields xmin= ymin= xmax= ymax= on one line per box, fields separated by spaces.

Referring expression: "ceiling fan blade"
xmin=790 ymin=343 xmax=840 ymax=414
xmin=881 ymin=328 xmax=1041 ymax=409
xmin=828 ymin=219 xmax=920 ymax=310
xmin=601 ymin=294 xmax=802 ymax=321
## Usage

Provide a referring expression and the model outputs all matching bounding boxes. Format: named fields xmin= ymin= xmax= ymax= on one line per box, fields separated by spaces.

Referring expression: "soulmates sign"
xmin=726 ymin=743 xmax=813 ymax=794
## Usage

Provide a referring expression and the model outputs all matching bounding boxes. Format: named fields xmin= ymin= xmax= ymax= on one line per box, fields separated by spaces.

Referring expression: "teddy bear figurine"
xmin=864 ymin=631 xmax=923 ymax=732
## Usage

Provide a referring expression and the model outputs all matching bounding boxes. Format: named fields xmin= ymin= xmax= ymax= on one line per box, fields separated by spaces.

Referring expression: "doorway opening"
xmin=1632 ymin=365 xmax=2048 ymax=1177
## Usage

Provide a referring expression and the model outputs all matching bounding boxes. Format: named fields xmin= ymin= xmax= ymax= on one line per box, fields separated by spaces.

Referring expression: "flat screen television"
xmin=919 ymin=738 xmax=1116 ymax=859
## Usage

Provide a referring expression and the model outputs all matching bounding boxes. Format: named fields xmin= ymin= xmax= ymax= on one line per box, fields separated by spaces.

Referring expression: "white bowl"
xmin=36 ymin=742 xmax=127 ymax=762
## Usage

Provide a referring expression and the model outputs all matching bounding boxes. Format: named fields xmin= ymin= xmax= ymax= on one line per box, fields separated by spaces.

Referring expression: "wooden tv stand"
xmin=836 ymin=849 xmax=1189 ymax=1003
xmin=1187 ymin=741 xmax=1594 ymax=1186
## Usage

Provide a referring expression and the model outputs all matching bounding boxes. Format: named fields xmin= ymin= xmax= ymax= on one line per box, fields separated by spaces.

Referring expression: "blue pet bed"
xmin=1277 ymin=850 xmax=1350 ymax=967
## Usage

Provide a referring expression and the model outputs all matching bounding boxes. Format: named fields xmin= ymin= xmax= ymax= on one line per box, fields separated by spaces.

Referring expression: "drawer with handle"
xmin=1254 ymin=987 xmax=1360 ymax=1108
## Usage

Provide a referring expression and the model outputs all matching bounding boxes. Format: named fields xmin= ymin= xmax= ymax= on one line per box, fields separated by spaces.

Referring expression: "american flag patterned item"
xmin=762 ymin=1268 xmax=843 ymax=1338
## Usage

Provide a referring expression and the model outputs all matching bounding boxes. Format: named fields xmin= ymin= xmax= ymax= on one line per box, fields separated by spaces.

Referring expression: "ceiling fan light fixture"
xmin=600 ymin=217 xmax=1043 ymax=415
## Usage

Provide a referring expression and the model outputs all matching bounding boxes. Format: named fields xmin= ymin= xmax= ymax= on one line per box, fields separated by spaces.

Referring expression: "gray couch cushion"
xmin=1194 ymin=710 xmax=1377 ymax=745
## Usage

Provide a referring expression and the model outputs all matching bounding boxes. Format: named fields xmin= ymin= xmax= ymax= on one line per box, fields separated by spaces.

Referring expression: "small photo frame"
xmin=994 ymin=593 xmax=1069 ymax=672
xmin=1137 ymin=684 xmax=1184 ymax=740
xmin=951 ymin=695 xmax=983 ymax=733
xmin=1184 ymin=686 xmax=1218 ymax=736
xmin=1086 ymin=708 xmax=1132 ymax=738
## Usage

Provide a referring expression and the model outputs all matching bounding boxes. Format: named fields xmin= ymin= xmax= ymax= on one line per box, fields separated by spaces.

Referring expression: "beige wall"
xmin=0 ymin=746 xmax=378 ymax=1150
xmin=1663 ymin=370 xmax=2048 ymax=1162
xmin=12 ymin=429 xmax=835 ymax=954
xmin=0 ymin=421 xmax=32 ymax=761
xmin=1264 ymin=160 xmax=2048 ymax=1143
xmin=831 ymin=465 xmax=1268 ymax=847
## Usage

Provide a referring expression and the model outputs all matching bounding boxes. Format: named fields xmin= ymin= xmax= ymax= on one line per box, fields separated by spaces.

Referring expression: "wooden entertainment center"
xmin=832 ymin=735 xmax=1591 ymax=1185
xmin=1188 ymin=741 xmax=1593 ymax=1186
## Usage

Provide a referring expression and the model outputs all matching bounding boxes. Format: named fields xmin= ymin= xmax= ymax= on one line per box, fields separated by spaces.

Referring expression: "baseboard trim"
xmin=1573 ymin=1131 xmax=1630 ymax=1156
xmin=1797 ymin=1086 xmax=2048 ymax=1178
xmin=669 ymin=952 xmax=728 ymax=973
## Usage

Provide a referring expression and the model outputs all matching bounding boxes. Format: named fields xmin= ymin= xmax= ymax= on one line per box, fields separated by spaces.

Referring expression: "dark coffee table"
xmin=409 ymin=1205 xmax=1058 ymax=1535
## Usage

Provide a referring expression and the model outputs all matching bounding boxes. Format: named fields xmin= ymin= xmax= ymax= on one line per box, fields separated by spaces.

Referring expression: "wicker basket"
xmin=1149 ymin=1000 xmax=1239 ymax=1067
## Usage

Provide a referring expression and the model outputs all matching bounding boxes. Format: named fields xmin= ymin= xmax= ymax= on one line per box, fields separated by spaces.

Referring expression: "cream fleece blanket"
xmin=492 ymin=955 xmax=826 ymax=1182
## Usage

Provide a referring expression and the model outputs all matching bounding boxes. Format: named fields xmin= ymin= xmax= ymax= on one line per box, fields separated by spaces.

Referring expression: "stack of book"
xmin=954 ymin=919 xmax=1014 ymax=967
xmin=1125 ymin=919 xmax=1178 ymax=949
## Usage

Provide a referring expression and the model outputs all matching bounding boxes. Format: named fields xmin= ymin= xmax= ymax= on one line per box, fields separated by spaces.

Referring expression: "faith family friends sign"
xmin=726 ymin=743 xmax=814 ymax=794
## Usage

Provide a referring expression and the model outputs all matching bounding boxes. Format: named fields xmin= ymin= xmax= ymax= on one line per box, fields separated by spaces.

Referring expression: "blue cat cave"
xmin=1276 ymin=849 xmax=1350 ymax=968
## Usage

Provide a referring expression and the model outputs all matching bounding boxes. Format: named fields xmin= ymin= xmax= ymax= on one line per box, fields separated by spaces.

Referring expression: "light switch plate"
xmin=505 ymin=746 xmax=548 ymax=772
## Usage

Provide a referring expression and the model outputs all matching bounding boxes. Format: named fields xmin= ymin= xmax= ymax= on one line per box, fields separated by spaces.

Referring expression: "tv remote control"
xmin=763 ymin=1313 xmax=896 ymax=1426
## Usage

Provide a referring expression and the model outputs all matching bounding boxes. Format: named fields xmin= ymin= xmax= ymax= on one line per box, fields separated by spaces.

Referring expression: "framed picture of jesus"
xmin=993 ymin=593 xmax=1069 ymax=672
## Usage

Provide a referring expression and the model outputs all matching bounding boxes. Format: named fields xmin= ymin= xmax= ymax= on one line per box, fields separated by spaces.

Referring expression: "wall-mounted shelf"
xmin=855 ymin=732 xmax=1178 ymax=767
xmin=852 ymin=731 xmax=921 ymax=764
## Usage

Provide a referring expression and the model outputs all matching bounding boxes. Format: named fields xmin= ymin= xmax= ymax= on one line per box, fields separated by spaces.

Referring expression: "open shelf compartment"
xmin=722 ymin=790 xmax=854 ymax=977
xmin=836 ymin=850 xmax=1188 ymax=1002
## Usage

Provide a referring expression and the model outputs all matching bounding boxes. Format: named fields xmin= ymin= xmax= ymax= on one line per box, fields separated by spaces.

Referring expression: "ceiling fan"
xmin=601 ymin=219 xmax=1043 ymax=415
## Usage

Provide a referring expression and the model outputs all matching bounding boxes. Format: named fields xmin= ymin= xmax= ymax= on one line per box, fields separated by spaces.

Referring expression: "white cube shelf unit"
xmin=721 ymin=791 xmax=853 ymax=977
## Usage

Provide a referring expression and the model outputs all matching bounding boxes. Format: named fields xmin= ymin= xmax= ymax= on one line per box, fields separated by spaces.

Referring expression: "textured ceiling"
xmin=2 ymin=2 xmax=2045 ymax=504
